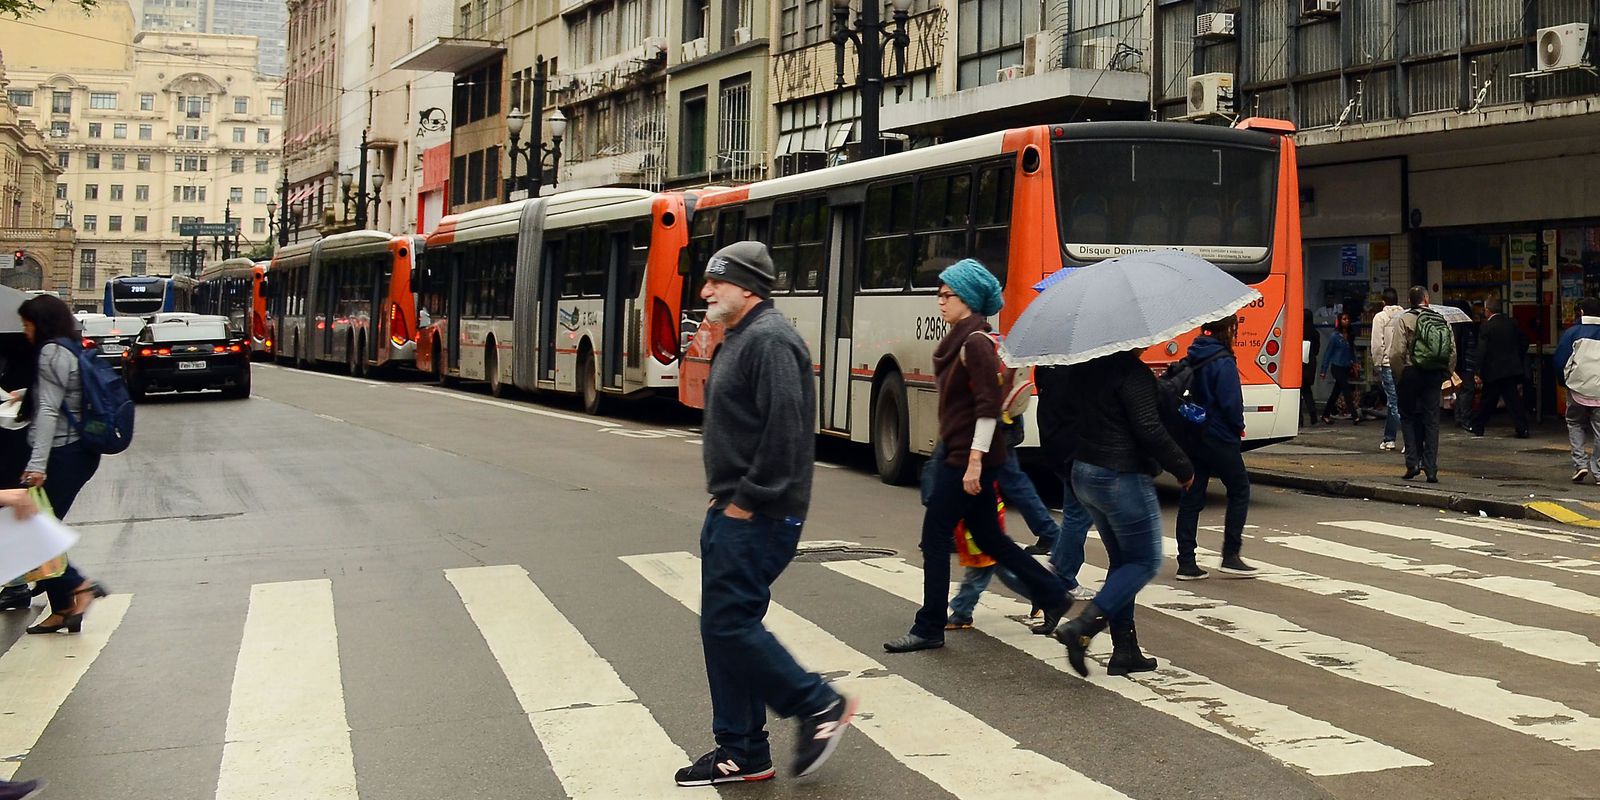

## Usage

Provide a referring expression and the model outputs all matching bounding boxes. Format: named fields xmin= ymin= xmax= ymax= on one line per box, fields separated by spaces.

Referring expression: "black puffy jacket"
xmin=1071 ymin=352 xmax=1194 ymax=481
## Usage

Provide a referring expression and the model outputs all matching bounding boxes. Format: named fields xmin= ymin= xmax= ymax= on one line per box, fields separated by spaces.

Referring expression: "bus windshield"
xmin=1054 ymin=139 xmax=1277 ymax=273
xmin=110 ymin=280 xmax=167 ymax=314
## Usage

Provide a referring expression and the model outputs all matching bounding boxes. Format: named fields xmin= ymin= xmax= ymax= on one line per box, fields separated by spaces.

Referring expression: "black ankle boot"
xmin=1105 ymin=621 xmax=1158 ymax=676
xmin=1052 ymin=602 xmax=1107 ymax=677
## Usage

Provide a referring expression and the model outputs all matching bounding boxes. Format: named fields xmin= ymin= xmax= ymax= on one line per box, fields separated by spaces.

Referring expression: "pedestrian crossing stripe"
xmin=1325 ymin=520 xmax=1600 ymax=577
xmin=622 ymin=551 xmax=1138 ymax=800
xmin=1447 ymin=515 xmax=1600 ymax=548
xmin=0 ymin=595 xmax=132 ymax=780
xmin=823 ymin=557 xmax=1429 ymax=777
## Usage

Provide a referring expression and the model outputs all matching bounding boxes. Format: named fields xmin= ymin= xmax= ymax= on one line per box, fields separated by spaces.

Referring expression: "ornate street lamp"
xmin=831 ymin=0 xmax=913 ymax=160
xmin=505 ymin=57 xmax=569 ymax=197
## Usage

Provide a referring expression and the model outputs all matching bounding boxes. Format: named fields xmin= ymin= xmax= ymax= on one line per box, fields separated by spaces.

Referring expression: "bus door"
xmin=446 ymin=250 xmax=463 ymax=372
xmin=319 ymin=262 xmax=337 ymax=358
xmin=603 ymin=231 xmax=627 ymax=390
xmin=536 ymin=238 xmax=562 ymax=382
xmin=372 ymin=255 xmax=389 ymax=364
xmin=820 ymin=202 xmax=860 ymax=432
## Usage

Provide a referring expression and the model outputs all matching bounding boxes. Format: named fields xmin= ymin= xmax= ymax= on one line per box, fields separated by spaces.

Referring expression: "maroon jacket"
xmin=935 ymin=313 xmax=1006 ymax=469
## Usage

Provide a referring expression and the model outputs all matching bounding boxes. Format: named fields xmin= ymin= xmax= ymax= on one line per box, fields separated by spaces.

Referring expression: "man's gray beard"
xmin=705 ymin=303 xmax=731 ymax=325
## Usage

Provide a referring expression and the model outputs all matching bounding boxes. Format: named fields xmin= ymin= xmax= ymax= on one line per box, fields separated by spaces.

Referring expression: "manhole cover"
xmin=793 ymin=540 xmax=897 ymax=563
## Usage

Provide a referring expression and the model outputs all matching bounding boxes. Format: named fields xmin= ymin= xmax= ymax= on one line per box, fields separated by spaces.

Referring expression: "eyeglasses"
xmin=936 ymin=291 xmax=956 ymax=300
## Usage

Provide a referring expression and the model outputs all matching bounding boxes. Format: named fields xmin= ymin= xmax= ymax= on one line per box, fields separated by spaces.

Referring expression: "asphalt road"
xmin=3 ymin=364 xmax=1598 ymax=800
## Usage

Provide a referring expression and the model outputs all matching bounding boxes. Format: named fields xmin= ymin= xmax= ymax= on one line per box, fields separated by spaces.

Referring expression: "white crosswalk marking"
xmin=622 ymin=552 xmax=1136 ymax=800
xmin=1324 ymin=520 xmax=1600 ymax=577
xmin=216 ymin=580 xmax=357 ymax=800
xmin=824 ymin=557 xmax=1427 ymax=776
xmin=1442 ymin=516 xmax=1600 ymax=549
xmin=1265 ymin=533 xmax=1600 ymax=616
xmin=1077 ymin=563 xmax=1600 ymax=751
xmin=0 ymin=595 xmax=132 ymax=780
xmin=445 ymin=565 xmax=692 ymax=799
xmin=1168 ymin=537 xmax=1600 ymax=669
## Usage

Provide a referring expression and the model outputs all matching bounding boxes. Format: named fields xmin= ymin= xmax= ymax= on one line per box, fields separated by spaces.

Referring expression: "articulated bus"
xmin=196 ymin=258 xmax=271 ymax=357
xmin=267 ymin=230 xmax=420 ymax=376
xmin=104 ymin=275 xmax=198 ymax=317
xmin=417 ymin=188 xmax=694 ymax=412
xmin=680 ymin=119 xmax=1303 ymax=483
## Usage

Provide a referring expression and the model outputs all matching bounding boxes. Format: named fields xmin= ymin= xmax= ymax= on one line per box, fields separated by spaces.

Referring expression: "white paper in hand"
xmin=0 ymin=509 xmax=79 ymax=584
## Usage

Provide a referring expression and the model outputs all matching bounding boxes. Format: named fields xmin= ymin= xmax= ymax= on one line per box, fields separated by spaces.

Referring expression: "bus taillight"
xmin=650 ymin=298 xmax=677 ymax=365
xmin=389 ymin=303 xmax=409 ymax=347
xmin=1255 ymin=308 xmax=1286 ymax=386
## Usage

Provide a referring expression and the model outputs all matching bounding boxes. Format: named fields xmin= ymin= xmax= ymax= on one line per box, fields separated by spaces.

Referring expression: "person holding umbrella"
xmin=884 ymin=258 xmax=1070 ymax=654
xmin=1002 ymin=251 xmax=1257 ymax=677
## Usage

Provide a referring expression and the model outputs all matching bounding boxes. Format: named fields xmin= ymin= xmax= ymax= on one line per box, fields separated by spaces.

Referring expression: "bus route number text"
xmin=915 ymin=316 xmax=948 ymax=341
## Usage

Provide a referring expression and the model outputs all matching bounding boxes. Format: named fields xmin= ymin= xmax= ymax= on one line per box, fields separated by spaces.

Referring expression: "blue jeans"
xmin=1070 ymin=462 xmax=1164 ymax=627
xmin=948 ymin=564 xmax=1028 ymax=619
xmin=1049 ymin=467 xmax=1090 ymax=587
xmin=1380 ymin=367 xmax=1401 ymax=443
xmin=995 ymin=450 xmax=1062 ymax=542
xmin=699 ymin=509 xmax=837 ymax=763
xmin=912 ymin=461 xmax=1067 ymax=639
xmin=1175 ymin=435 xmax=1251 ymax=565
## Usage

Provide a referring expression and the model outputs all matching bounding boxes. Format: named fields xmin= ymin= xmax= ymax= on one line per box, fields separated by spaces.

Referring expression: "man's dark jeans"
xmin=911 ymin=461 xmax=1066 ymax=640
xmin=700 ymin=509 xmax=837 ymax=764
xmin=1175 ymin=434 xmax=1251 ymax=566
xmin=1399 ymin=368 xmax=1446 ymax=476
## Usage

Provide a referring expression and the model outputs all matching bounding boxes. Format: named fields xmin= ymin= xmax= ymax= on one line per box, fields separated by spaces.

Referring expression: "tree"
xmin=3 ymin=0 xmax=97 ymax=18
xmin=244 ymin=242 xmax=274 ymax=261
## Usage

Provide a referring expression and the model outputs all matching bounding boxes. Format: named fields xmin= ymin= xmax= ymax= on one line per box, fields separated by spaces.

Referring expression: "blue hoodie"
xmin=1186 ymin=335 xmax=1245 ymax=444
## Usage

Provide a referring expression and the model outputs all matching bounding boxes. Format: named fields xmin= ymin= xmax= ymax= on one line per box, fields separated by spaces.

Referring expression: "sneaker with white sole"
xmin=1069 ymin=585 xmax=1098 ymax=602
xmin=674 ymin=749 xmax=775 ymax=786
xmin=793 ymin=695 xmax=858 ymax=777
xmin=1175 ymin=563 xmax=1209 ymax=581
xmin=1218 ymin=555 xmax=1260 ymax=577
xmin=1575 ymin=467 xmax=1592 ymax=484
xmin=1379 ymin=440 xmax=1397 ymax=452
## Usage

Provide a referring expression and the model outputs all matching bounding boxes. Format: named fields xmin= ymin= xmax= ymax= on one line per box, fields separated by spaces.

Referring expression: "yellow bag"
xmin=20 ymin=487 xmax=66 ymax=583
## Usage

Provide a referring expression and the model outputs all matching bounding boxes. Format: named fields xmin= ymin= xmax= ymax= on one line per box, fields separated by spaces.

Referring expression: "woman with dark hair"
xmin=16 ymin=294 xmax=107 ymax=635
xmin=1319 ymin=313 xmax=1359 ymax=424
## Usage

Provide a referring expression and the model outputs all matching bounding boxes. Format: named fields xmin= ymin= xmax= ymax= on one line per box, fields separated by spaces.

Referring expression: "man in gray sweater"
xmin=675 ymin=241 xmax=857 ymax=788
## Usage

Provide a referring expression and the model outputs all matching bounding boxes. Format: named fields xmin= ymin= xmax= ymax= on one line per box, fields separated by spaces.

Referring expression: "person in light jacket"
xmin=1369 ymin=289 xmax=1405 ymax=449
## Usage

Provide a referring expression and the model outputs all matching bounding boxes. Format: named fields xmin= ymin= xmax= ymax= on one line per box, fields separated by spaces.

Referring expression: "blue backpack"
xmin=53 ymin=338 xmax=135 ymax=455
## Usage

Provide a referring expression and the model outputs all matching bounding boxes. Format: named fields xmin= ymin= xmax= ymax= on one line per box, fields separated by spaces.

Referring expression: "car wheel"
xmin=127 ymin=380 xmax=146 ymax=403
xmin=225 ymin=370 xmax=251 ymax=399
xmin=873 ymin=372 xmax=915 ymax=485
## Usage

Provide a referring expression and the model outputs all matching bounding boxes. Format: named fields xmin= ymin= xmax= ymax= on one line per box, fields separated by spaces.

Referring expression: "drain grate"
xmin=793 ymin=540 xmax=898 ymax=563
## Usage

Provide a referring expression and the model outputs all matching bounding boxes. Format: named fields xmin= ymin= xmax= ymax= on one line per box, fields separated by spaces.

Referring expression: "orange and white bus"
xmin=416 ymin=188 xmax=694 ymax=411
xmin=196 ymin=258 xmax=271 ymax=357
xmin=680 ymin=119 xmax=1303 ymax=483
xmin=267 ymin=230 xmax=421 ymax=376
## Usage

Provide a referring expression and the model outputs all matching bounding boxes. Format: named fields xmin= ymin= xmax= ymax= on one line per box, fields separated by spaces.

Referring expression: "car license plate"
xmin=177 ymin=361 xmax=208 ymax=371
xmin=102 ymin=344 xmax=126 ymax=354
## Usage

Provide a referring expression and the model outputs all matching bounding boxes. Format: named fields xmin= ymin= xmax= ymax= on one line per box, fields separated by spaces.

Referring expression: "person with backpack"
xmin=885 ymin=259 xmax=1069 ymax=654
xmin=1469 ymin=298 xmax=1530 ymax=438
xmin=1174 ymin=317 xmax=1257 ymax=581
xmin=1387 ymin=286 xmax=1456 ymax=483
xmin=16 ymin=294 xmax=109 ymax=635
xmin=1318 ymin=313 xmax=1360 ymax=425
xmin=1554 ymin=297 xmax=1600 ymax=484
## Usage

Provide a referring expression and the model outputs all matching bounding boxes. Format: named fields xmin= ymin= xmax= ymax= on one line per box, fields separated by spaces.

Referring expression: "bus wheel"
xmin=433 ymin=339 xmax=454 ymax=387
xmin=873 ymin=373 xmax=915 ymax=485
xmin=347 ymin=336 xmax=361 ymax=377
xmin=356 ymin=335 xmax=369 ymax=378
xmin=579 ymin=349 xmax=604 ymax=415
xmin=486 ymin=341 xmax=505 ymax=397
xmin=294 ymin=335 xmax=307 ymax=370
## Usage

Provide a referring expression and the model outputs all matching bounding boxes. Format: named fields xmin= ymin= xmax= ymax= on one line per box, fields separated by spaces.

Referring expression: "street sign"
xmin=179 ymin=222 xmax=238 ymax=237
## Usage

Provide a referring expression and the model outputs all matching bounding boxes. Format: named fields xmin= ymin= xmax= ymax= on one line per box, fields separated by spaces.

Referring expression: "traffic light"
xmin=11 ymin=251 xmax=21 ymax=269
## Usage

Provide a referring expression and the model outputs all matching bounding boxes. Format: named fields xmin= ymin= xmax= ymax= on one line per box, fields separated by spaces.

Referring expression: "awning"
xmin=287 ymin=183 xmax=318 ymax=204
xmin=880 ymin=68 xmax=1148 ymax=137
xmin=392 ymin=37 xmax=505 ymax=74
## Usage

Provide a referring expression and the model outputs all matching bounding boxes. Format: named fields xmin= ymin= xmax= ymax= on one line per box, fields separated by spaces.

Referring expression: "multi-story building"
xmin=553 ymin=0 xmax=669 ymax=190
xmin=0 ymin=0 xmax=283 ymax=306
xmin=139 ymin=0 xmax=289 ymax=76
xmin=0 ymin=54 xmax=73 ymax=294
xmin=283 ymin=0 xmax=342 ymax=240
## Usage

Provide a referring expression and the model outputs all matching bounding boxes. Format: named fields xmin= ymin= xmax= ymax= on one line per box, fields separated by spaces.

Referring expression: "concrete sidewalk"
xmin=1244 ymin=412 xmax=1600 ymax=525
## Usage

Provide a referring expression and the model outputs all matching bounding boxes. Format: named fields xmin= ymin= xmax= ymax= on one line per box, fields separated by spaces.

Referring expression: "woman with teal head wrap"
xmin=938 ymin=259 xmax=1003 ymax=317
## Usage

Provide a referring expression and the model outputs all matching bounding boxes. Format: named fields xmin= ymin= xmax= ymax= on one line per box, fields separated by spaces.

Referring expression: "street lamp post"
xmin=505 ymin=57 xmax=569 ymax=198
xmin=831 ymin=0 xmax=913 ymax=161
xmin=342 ymin=129 xmax=384 ymax=228
xmin=275 ymin=168 xmax=292 ymax=246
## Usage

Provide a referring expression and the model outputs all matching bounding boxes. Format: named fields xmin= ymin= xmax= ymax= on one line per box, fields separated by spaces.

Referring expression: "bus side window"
xmin=862 ymin=181 xmax=913 ymax=291
xmin=973 ymin=164 xmax=1013 ymax=284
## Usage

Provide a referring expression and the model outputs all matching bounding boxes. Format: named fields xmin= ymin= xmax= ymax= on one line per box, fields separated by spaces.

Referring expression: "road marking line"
xmin=622 ymin=551 xmax=1136 ymax=799
xmin=217 ymin=580 xmax=356 ymax=800
xmin=824 ymin=558 xmax=1424 ymax=776
xmin=1266 ymin=533 xmax=1600 ymax=616
xmin=0 ymin=595 xmax=132 ymax=780
xmin=1168 ymin=537 xmax=1600 ymax=670
xmin=255 ymin=364 xmax=386 ymax=386
xmin=314 ymin=413 xmax=345 ymax=423
xmin=445 ymin=565 xmax=689 ymax=799
xmin=1325 ymin=520 xmax=1600 ymax=578
xmin=408 ymin=387 xmax=622 ymax=428
xmin=1076 ymin=563 xmax=1600 ymax=752
xmin=1440 ymin=516 xmax=1600 ymax=549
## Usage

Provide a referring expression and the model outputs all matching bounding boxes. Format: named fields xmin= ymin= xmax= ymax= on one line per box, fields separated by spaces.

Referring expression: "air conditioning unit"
xmin=1301 ymin=0 xmax=1339 ymax=18
xmin=48 ymin=128 xmax=66 ymax=138
xmin=1196 ymin=12 xmax=1236 ymax=40
xmin=778 ymin=150 xmax=828 ymax=177
xmin=681 ymin=37 xmax=708 ymax=61
xmin=1187 ymin=72 xmax=1235 ymax=117
xmin=1081 ymin=36 xmax=1120 ymax=70
xmin=641 ymin=36 xmax=668 ymax=58
xmin=1537 ymin=23 xmax=1591 ymax=71
xmin=996 ymin=64 xmax=1027 ymax=82
xmin=1023 ymin=29 xmax=1063 ymax=75
xmin=548 ymin=73 xmax=576 ymax=92
xmin=732 ymin=26 xmax=752 ymax=44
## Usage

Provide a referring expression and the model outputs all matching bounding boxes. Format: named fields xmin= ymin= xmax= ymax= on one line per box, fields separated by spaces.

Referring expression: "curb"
xmin=1245 ymin=467 xmax=1531 ymax=519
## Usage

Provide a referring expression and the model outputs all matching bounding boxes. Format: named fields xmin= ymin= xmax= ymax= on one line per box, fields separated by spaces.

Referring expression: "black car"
xmin=80 ymin=316 xmax=148 ymax=373
xmin=121 ymin=318 xmax=251 ymax=400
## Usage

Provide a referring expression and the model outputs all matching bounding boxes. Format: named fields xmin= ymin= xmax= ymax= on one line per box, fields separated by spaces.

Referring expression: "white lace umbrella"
xmin=1000 ymin=250 xmax=1262 ymax=367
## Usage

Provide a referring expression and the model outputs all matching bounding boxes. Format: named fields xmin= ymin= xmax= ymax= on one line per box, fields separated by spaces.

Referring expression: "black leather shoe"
xmin=1426 ymin=474 xmax=1439 ymax=483
xmin=1052 ymin=603 xmax=1107 ymax=677
xmin=1034 ymin=597 xmax=1073 ymax=636
xmin=1403 ymin=467 xmax=1421 ymax=480
xmin=884 ymin=633 xmax=944 ymax=653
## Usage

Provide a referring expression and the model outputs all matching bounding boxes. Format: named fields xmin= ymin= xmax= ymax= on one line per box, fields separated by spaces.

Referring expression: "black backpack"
xmin=1157 ymin=350 xmax=1227 ymax=452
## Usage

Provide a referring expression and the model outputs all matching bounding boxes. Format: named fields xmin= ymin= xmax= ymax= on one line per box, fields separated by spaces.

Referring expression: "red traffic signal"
xmin=11 ymin=251 xmax=21 ymax=268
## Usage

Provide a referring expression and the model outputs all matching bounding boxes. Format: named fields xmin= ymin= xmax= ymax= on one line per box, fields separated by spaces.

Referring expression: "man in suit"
xmin=1470 ymin=298 xmax=1530 ymax=438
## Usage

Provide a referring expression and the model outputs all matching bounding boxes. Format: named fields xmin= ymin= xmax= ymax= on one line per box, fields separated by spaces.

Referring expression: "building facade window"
xmin=230 ymin=187 xmax=244 ymax=202
xmin=253 ymin=218 xmax=266 ymax=234
xmin=269 ymin=98 xmax=283 ymax=115
xmin=131 ymin=249 xmax=146 ymax=274
xmin=88 ymin=123 xmax=102 ymax=139
xmin=7 ymin=90 xmax=32 ymax=107
xmin=257 ymin=128 xmax=270 ymax=143
xmin=56 ymin=152 xmax=68 ymax=168
xmin=89 ymin=92 xmax=117 ymax=109
xmin=778 ymin=0 xmax=827 ymax=51
xmin=679 ymin=89 xmax=707 ymax=175
xmin=956 ymin=0 xmax=1039 ymax=89
xmin=79 ymin=250 xmax=96 ymax=289
xmin=139 ymin=124 xmax=153 ymax=140
xmin=137 ymin=154 xmax=151 ymax=171
xmin=232 ymin=157 xmax=245 ymax=173
xmin=110 ymin=184 xmax=124 ymax=201
xmin=113 ymin=123 xmax=127 ymax=139
xmin=87 ymin=152 xmax=100 ymax=169
xmin=134 ymin=216 xmax=148 ymax=232
xmin=84 ymin=184 xmax=99 ymax=200
xmin=233 ymin=127 xmax=246 ymax=142
xmin=683 ymin=0 xmax=708 ymax=42
xmin=135 ymin=185 xmax=149 ymax=201
xmin=234 ymin=97 xmax=249 ymax=114
xmin=51 ymin=91 xmax=71 ymax=114
xmin=716 ymin=77 xmax=753 ymax=172
xmin=139 ymin=93 xmax=155 ymax=111
xmin=111 ymin=154 xmax=125 ymax=169
xmin=49 ymin=121 xmax=68 ymax=136
xmin=82 ymin=214 xmax=96 ymax=231
xmin=108 ymin=215 xmax=122 ymax=232
xmin=255 ymin=158 xmax=269 ymax=174
xmin=254 ymin=188 xmax=269 ymax=203
xmin=55 ymin=183 xmax=66 ymax=200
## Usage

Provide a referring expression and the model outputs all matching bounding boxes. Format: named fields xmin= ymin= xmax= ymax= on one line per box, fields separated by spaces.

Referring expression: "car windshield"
xmin=83 ymin=317 xmax=147 ymax=337
xmin=149 ymin=321 xmax=228 ymax=342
